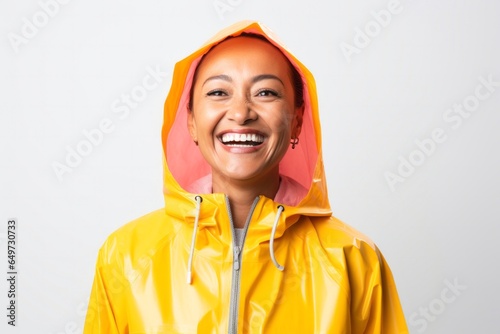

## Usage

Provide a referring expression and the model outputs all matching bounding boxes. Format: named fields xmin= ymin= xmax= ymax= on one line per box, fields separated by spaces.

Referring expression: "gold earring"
xmin=291 ymin=137 xmax=299 ymax=149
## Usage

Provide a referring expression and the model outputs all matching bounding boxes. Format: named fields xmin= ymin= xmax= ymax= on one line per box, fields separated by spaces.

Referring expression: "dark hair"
xmin=188 ymin=33 xmax=304 ymax=111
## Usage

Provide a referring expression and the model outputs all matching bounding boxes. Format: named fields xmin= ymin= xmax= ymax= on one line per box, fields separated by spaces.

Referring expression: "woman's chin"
xmin=213 ymin=166 xmax=276 ymax=185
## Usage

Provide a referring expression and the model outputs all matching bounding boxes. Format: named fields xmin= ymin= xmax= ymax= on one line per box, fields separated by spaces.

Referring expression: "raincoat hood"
xmin=162 ymin=20 xmax=331 ymax=219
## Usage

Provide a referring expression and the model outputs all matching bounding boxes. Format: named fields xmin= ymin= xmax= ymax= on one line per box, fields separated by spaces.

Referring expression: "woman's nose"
xmin=226 ymin=95 xmax=257 ymax=125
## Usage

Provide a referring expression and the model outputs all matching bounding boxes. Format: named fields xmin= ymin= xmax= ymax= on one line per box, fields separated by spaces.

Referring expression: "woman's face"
xmin=188 ymin=36 xmax=303 ymax=184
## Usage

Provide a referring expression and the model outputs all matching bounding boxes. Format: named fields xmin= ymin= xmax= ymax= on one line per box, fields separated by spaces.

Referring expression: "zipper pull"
xmin=234 ymin=246 xmax=241 ymax=271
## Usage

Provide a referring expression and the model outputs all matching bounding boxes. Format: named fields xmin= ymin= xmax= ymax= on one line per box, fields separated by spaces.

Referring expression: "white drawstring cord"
xmin=269 ymin=205 xmax=285 ymax=271
xmin=187 ymin=195 xmax=202 ymax=284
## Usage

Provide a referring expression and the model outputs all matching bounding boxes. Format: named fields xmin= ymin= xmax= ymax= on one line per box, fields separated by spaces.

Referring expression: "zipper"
xmin=227 ymin=196 xmax=260 ymax=334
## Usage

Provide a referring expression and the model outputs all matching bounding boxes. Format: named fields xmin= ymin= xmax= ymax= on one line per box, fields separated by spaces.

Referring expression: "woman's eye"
xmin=206 ymin=89 xmax=227 ymax=97
xmin=256 ymin=89 xmax=279 ymax=97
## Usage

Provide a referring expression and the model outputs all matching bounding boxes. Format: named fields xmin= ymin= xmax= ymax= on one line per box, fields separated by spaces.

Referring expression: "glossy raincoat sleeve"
xmin=83 ymin=246 xmax=126 ymax=334
xmin=346 ymin=242 xmax=409 ymax=333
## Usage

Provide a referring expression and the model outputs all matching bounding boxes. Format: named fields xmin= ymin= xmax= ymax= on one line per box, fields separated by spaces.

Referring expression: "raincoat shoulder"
xmin=84 ymin=209 xmax=173 ymax=334
xmin=306 ymin=214 xmax=410 ymax=333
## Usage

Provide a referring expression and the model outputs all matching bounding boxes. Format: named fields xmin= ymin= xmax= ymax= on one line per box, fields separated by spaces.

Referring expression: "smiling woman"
xmin=84 ymin=21 xmax=409 ymax=333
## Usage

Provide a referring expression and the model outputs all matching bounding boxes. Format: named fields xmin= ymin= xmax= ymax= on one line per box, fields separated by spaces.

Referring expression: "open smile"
xmin=218 ymin=132 xmax=265 ymax=148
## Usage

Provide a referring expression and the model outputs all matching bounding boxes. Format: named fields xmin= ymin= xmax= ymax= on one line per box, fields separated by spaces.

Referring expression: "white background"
xmin=1 ymin=0 xmax=499 ymax=333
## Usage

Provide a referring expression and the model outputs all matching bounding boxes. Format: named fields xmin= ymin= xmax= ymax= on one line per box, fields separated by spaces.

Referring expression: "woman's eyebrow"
xmin=252 ymin=74 xmax=284 ymax=86
xmin=202 ymin=74 xmax=232 ymax=87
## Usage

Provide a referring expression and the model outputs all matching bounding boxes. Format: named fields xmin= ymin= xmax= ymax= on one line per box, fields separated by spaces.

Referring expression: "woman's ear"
xmin=187 ymin=109 xmax=198 ymax=143
xmin=292 ymin=105 xmax=304 ymax=138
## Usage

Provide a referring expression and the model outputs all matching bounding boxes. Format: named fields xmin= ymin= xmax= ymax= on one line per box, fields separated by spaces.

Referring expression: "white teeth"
xmin=221 ymin=133 xmax=264 ymax=144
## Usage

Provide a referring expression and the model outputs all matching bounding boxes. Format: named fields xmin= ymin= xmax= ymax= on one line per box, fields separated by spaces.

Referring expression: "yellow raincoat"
xmin=84 ymin=21 xmax=409 ymax=333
